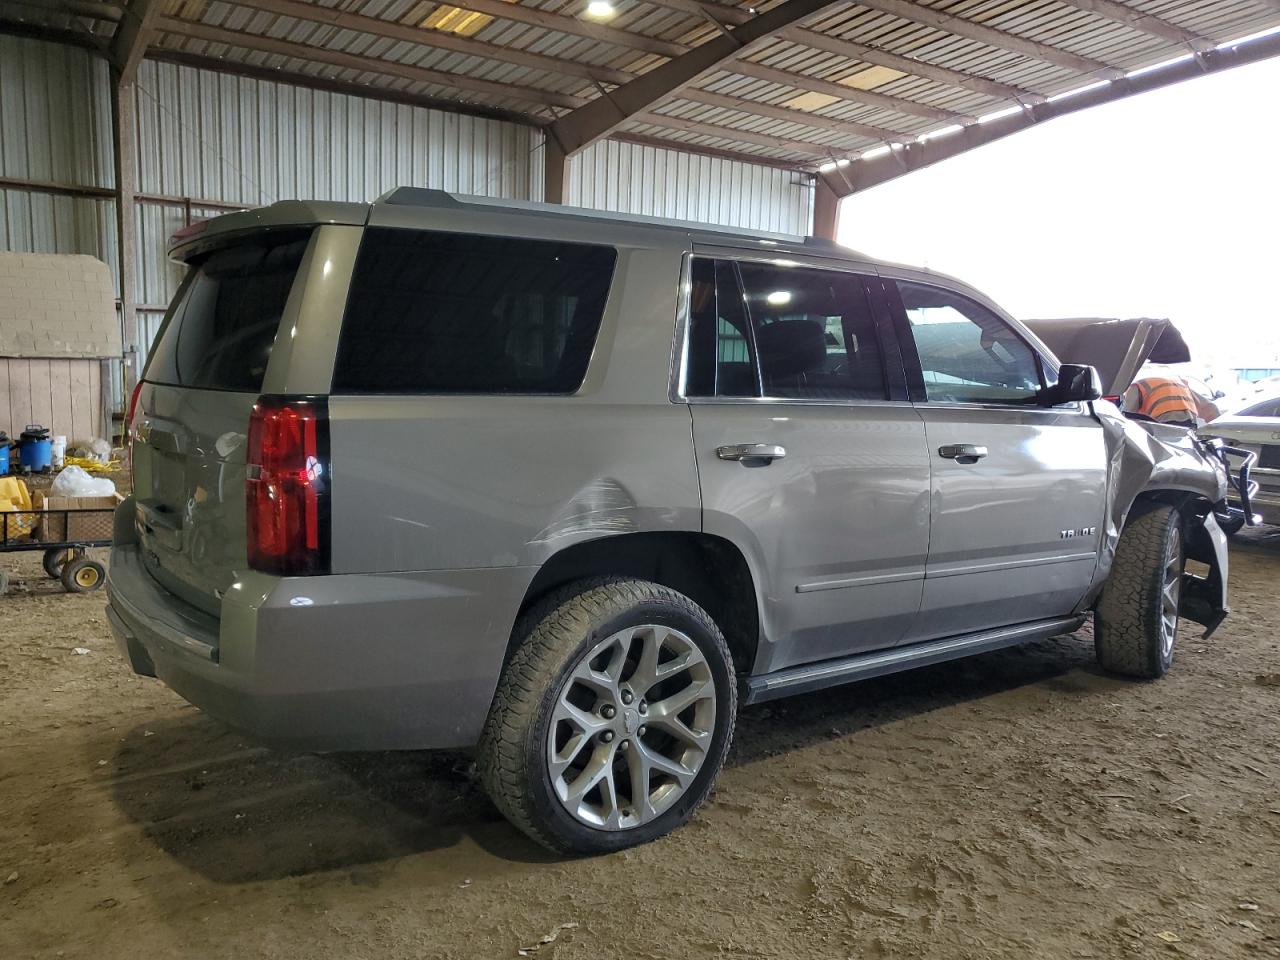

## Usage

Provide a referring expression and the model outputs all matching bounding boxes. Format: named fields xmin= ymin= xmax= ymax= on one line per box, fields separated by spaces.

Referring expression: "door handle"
xmin=938 ymin=443 xmax=988 ymax=464
xmin=717 ymin=443 xmax=787 ymax=464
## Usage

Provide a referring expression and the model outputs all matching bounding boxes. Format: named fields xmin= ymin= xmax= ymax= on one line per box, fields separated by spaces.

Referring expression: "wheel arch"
xmin=509 ymin=531 xmax=762 ymax=677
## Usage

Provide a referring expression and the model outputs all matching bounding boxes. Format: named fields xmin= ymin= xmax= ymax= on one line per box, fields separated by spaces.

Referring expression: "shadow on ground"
xmin=106 ymin=621 xmax=1140 ymax=885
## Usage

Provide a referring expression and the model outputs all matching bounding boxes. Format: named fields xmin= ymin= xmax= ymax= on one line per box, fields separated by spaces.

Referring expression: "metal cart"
xmin=0 ymin=504 xmax=114 ymax=595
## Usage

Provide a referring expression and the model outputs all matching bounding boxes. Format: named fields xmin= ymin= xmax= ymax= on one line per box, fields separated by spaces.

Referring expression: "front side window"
xmin=333 ymin=228 xmax=616 ymax=394
xmin=898 ymin=281 xmax=1042 ymax=405
xmin=686 ymin=258 xmax=887 ymax=401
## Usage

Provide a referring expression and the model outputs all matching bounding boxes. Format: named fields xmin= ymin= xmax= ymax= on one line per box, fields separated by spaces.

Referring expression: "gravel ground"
xmin=1 ymin=531 xmax=1278 ymax=960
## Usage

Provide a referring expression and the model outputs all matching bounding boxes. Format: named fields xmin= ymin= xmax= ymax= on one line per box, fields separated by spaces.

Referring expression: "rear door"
xmin=130 ymin=227 xmax=349 ymax=614
xmin=685 ymin=256 xmax=931 ymax=673
xmin=885 ymin=277 xmax=1108 ymax=642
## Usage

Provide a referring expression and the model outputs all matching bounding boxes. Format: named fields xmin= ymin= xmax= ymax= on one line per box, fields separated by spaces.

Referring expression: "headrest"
xmin=756 ymin=319 xmax=827 ymax=382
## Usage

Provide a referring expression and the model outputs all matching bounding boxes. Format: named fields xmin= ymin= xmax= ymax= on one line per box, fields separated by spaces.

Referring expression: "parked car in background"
xmin=109 ymin=193 xmax=1244 ymax=854
xmin=1202 ymin=396 xmax=1280 ymax=528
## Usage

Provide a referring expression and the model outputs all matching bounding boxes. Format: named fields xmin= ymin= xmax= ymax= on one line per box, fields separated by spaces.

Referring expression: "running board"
xmin=744 ymin=615 xmax=1086 ymax=705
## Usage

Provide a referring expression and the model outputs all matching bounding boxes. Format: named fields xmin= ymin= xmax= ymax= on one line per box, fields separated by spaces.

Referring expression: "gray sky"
xmin=838 ymin=52 xmax=1280 ymax=371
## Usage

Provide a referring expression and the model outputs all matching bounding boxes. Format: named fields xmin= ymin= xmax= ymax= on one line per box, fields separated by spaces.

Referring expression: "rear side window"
xmin=145 ymin=231 xmax=311 ymax=391
xmin=686 ymin=257 xmax=887 ymax=401
xmin=333 ymin=228 xmax=616 ymax=395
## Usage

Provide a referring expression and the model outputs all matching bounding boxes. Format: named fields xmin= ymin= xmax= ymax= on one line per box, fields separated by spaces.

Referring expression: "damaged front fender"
xmin=1083 ymin=401 xmax=1231 ymax=635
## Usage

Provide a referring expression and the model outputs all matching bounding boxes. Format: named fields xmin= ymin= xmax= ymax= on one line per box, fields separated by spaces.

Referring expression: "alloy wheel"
xmin=1160 ymin=524 xmax=1182 ymax=658
xmin=547 ymin=624 xmax=716 ymax=830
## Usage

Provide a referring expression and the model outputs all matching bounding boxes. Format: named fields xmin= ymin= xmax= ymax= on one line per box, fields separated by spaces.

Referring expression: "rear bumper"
xmin=106 ymin=541 xmax=536 ymax=750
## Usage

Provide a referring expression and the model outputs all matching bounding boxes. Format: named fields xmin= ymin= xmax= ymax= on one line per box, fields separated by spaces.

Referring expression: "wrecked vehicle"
xmin=107 ymin=192 xmax=1250 ymax=854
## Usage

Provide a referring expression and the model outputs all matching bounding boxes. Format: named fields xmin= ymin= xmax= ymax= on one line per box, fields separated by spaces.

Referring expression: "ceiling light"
xmin=585 ymin=0 xmax=615 ymax=18
xmin=766 ymin=290 xmax=792 ymax=306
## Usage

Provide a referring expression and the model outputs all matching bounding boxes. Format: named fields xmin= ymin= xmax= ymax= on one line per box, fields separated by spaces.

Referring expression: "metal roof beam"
xmin=850 ymin=0 xmax=1115 ymax=76
xmin=641 ymin=0 xmax=1114 ymax=75
xmin=680 ymin=88 xmax=899 ymax=141
xmin=549 ymin=0 xmax=846 ymax=156
xmin=610 ymin=131 xmax=816 ymax=171
xmin=636 ymin=0 xmax=1042 ymax=100
xmin=227 ymin=0 xmax=634 ymax=87
xmin=830 ymin=28 xmax=1280 ymax=196
xmin=109 ymin=0 xmax=159 ymax=82
xmin=1054 ymin=0 xmax=1214 ymax=49
xmin=775 ymin=25 xmax=1032 ymax=102
xmin=155 ymin=16 xmax=586 ymax=112
xmin=633 ymin=110 xmax=843 ymax=157
xmin=731 ymin=60 xmax=970 ymax=121
xmin=421 ymin=0 xmax=686 ymax=57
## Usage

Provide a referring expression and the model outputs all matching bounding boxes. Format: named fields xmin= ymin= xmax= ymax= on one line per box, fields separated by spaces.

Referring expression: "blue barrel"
xmin=19 ymin=425 xmax=52 ymax=472
xmin=0 ymin=437 xmax=9 ymax=476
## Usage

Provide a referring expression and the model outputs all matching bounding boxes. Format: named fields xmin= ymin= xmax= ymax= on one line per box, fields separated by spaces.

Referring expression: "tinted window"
xmin=1239 ymin=397 xmax=1280 ymax=418
xmin=686 ymin=259 xmax=758 ymax=397
xmin=144 ymin=231 xmax=311 ymax=391
xmin=898 ymin=281 xmax=1041 ymax=404
xmin=333 ymin=229 xmax=616 ymax=394
xmin=686 ymin=258 xmax=886 ymax=401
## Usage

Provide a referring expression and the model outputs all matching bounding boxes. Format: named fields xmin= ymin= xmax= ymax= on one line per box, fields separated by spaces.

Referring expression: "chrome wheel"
xmin=1160 ymin=524 xmax=1182 ymax=658
xmin=547 ymin=624 xmax=716 ymax=831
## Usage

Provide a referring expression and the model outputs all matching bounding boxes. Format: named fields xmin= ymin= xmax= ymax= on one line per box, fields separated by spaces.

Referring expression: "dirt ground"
xmin=1 ymin=531 xmax=1278 ymax=960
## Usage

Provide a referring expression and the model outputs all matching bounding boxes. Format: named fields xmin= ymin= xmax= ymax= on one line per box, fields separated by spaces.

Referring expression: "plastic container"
xmin=19 ymin=425 xmax=52 ymax=473
xmin=51 ymin=435 xmax=67 ymax=469
xmin=0 ymin=432 xmax=10 ymax=477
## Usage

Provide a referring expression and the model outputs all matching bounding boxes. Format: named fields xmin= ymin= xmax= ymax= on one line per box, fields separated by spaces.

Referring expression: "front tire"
xmin=477 ymin=578 xmax=737 ymax=855
xmin=1095 ymin=504 xmax=1185 ymax=679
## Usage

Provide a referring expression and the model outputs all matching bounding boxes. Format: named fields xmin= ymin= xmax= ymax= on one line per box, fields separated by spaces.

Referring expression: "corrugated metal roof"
xmin=2 ymin=0 xmax=1278 ymax=169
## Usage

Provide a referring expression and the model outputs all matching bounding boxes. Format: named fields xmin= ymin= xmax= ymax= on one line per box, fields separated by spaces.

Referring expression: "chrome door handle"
xmin=717 ymin=443 xmax=787 ymax=463
xmin=938 ymin=443 xmax=987 ymax=463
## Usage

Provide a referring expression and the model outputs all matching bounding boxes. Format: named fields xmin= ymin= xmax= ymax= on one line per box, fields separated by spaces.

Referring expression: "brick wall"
xmin=0 ymin=253 xmax=121 ymax=359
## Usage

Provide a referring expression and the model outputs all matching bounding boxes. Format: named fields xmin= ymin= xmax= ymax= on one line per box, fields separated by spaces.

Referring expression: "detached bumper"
xmin=106 ymin=542 xmax=535 ymax=751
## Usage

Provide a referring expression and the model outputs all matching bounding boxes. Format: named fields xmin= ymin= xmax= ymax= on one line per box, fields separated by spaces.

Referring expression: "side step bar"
xmin=744 ymin=615 xmax=1086 ymax=705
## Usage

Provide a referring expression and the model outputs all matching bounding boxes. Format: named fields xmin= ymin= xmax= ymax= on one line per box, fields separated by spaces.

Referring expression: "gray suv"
xmin=108 ymin=189 xmax=1238 ymax=854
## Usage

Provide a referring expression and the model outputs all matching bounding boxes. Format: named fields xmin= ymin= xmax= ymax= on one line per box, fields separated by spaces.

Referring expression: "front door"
xmin=684 ymin=256 xmax=931 ymax=674
xmin=887 ymin=277 xmax=1109 ymax=642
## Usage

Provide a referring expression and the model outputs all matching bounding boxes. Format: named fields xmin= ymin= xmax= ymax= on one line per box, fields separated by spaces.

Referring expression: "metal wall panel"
xmin=133 ymin=59 xmax=537 ymax=207
xmin=564 ymin=138 xmax=814 ymax=236
xmin=0 ymin=35 xmax=114 ymax=189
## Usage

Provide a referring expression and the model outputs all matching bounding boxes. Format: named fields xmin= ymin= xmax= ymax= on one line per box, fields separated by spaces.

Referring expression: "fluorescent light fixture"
xmin=766 ymin=290 xmax=792 ymax=306
xmin=919 ymin=124 xmax=963 ymax=142
xmin=818 ymin=160 xmax=838 ymax=172
xmin=585 ymin=0 xmax=615 ymax=18
xmin=860 ymin=144 xmax=892 ymax=160
xmin=1046 ymin=79 xmax=1111 ymax=104
xmin=835 ymin=158 xmax=850 ymax=167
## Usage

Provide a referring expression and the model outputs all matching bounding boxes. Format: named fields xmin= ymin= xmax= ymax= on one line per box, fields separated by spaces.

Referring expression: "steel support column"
xmin=811 ymin=177 xmax=840 ymax=240
xmin=543 ymin=138 xmax=568 ymax=205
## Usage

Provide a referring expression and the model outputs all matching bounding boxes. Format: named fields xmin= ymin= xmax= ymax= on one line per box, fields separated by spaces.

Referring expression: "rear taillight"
xmin=127 ymin=379 xmax=144 ymax=441
xmin=246 ymin=396 xmax=330 ymax=576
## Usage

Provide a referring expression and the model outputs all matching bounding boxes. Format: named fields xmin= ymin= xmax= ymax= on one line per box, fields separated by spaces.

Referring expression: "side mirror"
xmin=1039 ymin=363 xmax=1102 ymax=406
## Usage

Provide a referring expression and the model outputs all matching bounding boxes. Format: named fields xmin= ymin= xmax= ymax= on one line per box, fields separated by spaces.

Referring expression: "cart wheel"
xmin=61 ymin=558 xmax=105 ymax=594
xmin=43 ymin=548 xmax=72 ymax=579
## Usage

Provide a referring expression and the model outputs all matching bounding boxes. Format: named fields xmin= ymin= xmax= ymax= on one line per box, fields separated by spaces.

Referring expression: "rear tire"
xmin=43 ymin=548 xmax=70 ymax=579
xmin=477 ymin=578 xmax=737 ymax=855
xmin=61 ymin=557 xmax=105 ymax=594
xmin=1094 ymin=504 xmax=1185 ymax=679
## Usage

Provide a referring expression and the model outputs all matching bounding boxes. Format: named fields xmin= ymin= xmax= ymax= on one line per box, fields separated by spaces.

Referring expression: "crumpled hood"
xmin=1022 ymin=317 xmax=1191 ymax=397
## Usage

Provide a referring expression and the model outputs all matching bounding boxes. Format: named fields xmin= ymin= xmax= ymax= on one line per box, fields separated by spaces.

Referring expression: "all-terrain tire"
xmin=1094 ymin=504 xmax=1185 ymax=679
xmin=477 ymin=578 xmax=737 ymax=855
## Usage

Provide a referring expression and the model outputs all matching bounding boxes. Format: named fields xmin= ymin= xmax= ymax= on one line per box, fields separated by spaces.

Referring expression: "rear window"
xmin=145 ymin=231 xmax=311 ymax=391
xmin=332 ymin=228 xmax=616 ymax=395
